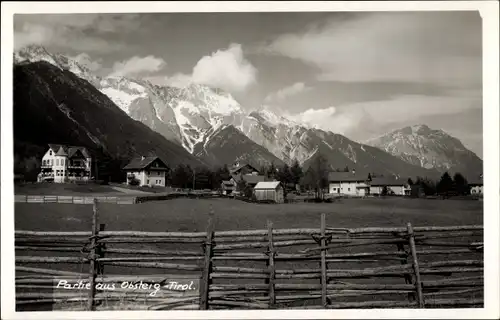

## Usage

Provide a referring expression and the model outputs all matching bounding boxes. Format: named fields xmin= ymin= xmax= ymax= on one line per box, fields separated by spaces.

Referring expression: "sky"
xmin=13 ymin=11 xmax=483 ymax=157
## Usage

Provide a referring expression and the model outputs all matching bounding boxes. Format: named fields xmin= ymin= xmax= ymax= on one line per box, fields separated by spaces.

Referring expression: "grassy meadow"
xmin=15 ymin=197 xmax=483 ymax=232
xmin=14 ymin=197 xmax=483 ymax=310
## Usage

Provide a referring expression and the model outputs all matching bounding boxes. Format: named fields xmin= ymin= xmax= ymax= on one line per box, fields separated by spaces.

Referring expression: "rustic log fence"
xmin=15 ymin=200 xmax=483 ymax=311
xmin=15 ymin=192 xmax=221 ymax=205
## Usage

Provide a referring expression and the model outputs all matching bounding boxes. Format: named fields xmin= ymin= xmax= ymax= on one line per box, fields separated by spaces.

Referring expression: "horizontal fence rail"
xmin=15 ymin=191 xmax=221 ymax=205
xmin=14 ymin=199 xmax=484 ymax=311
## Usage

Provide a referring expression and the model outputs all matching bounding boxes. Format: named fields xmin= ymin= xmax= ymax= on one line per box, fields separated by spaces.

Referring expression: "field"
xmin=14 ymin=183 xmax=125 ymax=196
xmin=14 ymin=197 xmax=483 ymax=310
xmin=15 ymin=197 xmax=483 ymax=232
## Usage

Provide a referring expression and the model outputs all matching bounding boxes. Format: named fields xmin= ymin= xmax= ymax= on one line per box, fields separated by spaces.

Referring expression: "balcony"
xmin=68 ymin=165 xmax=86 ymax=169
xmin=41 ymin=164 xmax=52 ymax=169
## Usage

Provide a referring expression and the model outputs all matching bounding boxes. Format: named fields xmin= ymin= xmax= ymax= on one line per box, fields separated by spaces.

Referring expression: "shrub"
xmin=127 ymin=174 xmax=140 ymax=186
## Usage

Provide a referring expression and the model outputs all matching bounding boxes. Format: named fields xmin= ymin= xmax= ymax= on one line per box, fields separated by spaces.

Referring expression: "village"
xmin=24 ymin=143 xmax=484 ymax=204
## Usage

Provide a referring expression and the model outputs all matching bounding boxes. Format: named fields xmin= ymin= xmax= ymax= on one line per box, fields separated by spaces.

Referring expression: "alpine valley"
xmin=14 ymin=45 xmax=482 ymax=180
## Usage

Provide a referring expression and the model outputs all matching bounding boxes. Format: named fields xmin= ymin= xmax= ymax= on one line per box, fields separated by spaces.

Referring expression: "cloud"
xmin=146 ymin=43 xmax=257 ymax=92
xmin=264 ymin=82 xmax=310 ymax=103
xmin=262 ymin=12 xmax=481 ymax=88
xmin=70 ymin=53 xmax=103 ymax=72
xmin=191 ymin=43 xmax=257 ymax=92
xmin=110 ymin=55 xmax=166 ymax=77
xmin=285 ymin=106 xmax=366 ymax=135
xmin=145 ymin=73 xmax=193 ymax=88
xmin=14 ymin=14 xmax=140 ymax=52
xmin=284 ymin=91 xmax=481 ymax=138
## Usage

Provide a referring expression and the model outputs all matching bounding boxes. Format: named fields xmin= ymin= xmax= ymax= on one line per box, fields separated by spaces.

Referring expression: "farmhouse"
xmin=328 ymin=171 xmax=370 ymax=197
xmin=469 ymin=174 xmax=483 ymax=195
xmin=37 ymin=144 xmax=92 ymax=183
xmin=369 ymin=176 xmax=409 ymax=196
xmin=254 ymin=181 xmax=285 ymax=203
xmin=230 ymin=161 xmax=260 ymax=176
xmin=123 ymin=156 xmax=169 ymax=187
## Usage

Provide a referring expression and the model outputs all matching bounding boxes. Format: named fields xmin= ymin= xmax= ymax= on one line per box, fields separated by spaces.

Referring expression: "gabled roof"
xmin=255 ymin=181 xmax=281 ymax=190
xmin=68 ymin=148 xmax=85 ymax=159
xmin=123 ymin=156 xmax=169 ymax=171
xmin=55 ymin=146 xmax=68 ymax=156
xmin=48 ymin=144 xmax=90 ymax=158
xmin=370 ymin=176 xmax=406 ymax=186
xmin=241 ymin=174 xmax=266 ymax=185
xmin=230 ymin=163 xmax=260 ymax=174
xmin=328 ymin=172 xmax=368 ymax=182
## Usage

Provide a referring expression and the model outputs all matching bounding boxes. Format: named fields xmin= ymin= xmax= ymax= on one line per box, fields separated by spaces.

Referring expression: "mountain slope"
xmin=193 ymin=125 xmax=285 ymax=168
xmin=232 ymin=109 xmax=440 ymax=179
xmin=14 ymin=45 xmax=477 ymax=180
xmin=13 ymin=61 xmax=205 ymax=180
xmin=365 ymin=125 xmax=483 ymax=179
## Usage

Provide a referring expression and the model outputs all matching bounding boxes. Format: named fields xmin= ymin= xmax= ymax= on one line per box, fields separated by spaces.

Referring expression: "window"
xmin=348 ymin=188 xmax=351 ymax=191
xmin=49 ymin=151 xmax=52 ymax=156
xmin=62 ymin=159 xmax=65 ymax=166
xmin=147 ymin=180 xmax=149 ymax=184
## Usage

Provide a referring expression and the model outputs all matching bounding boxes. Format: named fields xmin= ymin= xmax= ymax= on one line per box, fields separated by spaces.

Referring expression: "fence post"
xmin=199 ymin=208 xmax=215 ymax=310
xmin=395 ymin=240 xmax=415 ymax=302
xmin=87 ymin=198 xmax=99 ymax=311
xmin=407 ymin=222 xmax=425 ymax=308
xmin=97 ymin=223 xmax=106 ymax=275
xmin=267 ymin=220 xmax=276 ymax=308
xmin=320 ymin=213 xmax=328 ymax=308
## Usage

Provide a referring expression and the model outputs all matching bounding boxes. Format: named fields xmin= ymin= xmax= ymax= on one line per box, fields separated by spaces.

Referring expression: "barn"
xmin=253 ymin=181 xmax=285 ymax=204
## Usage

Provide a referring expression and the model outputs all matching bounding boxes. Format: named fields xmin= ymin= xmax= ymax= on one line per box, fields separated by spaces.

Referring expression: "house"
xmin=123 ymin=156 xmax=169 ymax=187
xmin=37 ymin=144 xmax=92 ymax=183
xmin=469 ymin=174 xmax=483 ymax=195
xmin=220 ymin=180 xmax=235 ymax=195
xmin=231 ymin=173 xmax=266 ymax=192
xmin=230 ymin=161 xmax=261 ymax=176
xmin=369 ymin=176 xmax=408 ymax=196
xmin=328 ymin=170 xmax=370 ymax=196
xmin=254 ymin=181 xmax=285 ymax=203
xmin=229 ymin=161 xmax=266 ymax=191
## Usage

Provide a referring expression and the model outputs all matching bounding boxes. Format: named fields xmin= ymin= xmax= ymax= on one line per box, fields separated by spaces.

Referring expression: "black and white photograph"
xmin=1 ymin=1 xmax=499 ymax=319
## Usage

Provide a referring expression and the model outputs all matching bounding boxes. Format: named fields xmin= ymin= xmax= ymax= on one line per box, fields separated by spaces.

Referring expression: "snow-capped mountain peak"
xmin=14 ymin=46 xmax=482 ymax=178
xmin=365 ymin=124 xmax=482 ymax=177
xmin=15 ymin=45 xmax=100 ymax=87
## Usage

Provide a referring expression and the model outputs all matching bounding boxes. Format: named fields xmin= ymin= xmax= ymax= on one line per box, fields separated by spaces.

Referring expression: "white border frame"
xmin=2 ymin=1 xmax=499 ymax=319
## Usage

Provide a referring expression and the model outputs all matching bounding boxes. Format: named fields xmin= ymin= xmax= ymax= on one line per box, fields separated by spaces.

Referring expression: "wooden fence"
xmin=15 ymin=192 xmax=221 ymax=205
xmin=15 ymin=199 xmax=484 ymax=311
xmin=15 ymin=195 xmax=137 ymax=205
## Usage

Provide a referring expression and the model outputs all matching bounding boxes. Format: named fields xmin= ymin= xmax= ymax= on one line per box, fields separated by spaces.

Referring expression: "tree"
xmin=414 ymin=176 xmax=437 ymax=196
xmin=127 ymin=174 xmax=140 ymax=186
xmin=367 ymin=173 xmax=372 ymax=182
xmin=381 ymin=185 xmax=389 ymax=196
xmin=171 ymin=164 xmax=189 ymax=188
xmin=259 ymin=164 xmax=268 ymax=176
xmin=235 ymin=178 xmax=250 ymax=198
xmin=277 ymin=163 xmax=293 ymax=184
xmin=290 ymin=159 xmax=303 ymax=187
xmin=266 ymin=162 xmax=277 ymax=179
xmin=407 ymin=178 xmax=414 ymax=186
xmin=453 ymin=172 xmax=469 ymax=196
xmin=437 ymin=172 xmax=454 ymax=197
xmin=304 ymin=153 xmax=329 ymax=200
xmin=212 ymin=165 xmax=231 ymax=190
